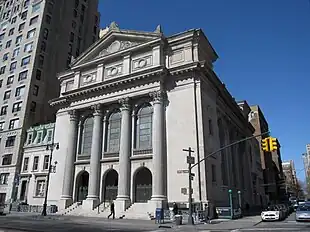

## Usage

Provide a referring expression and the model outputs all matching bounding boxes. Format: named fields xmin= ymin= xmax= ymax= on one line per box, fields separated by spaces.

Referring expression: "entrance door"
xmin=20 ymin=181 xmax=27 ymax=201
xmin=103 ymin=169 xmax=118 ymax=202
xmin=134 ymin=167 xmax=152 ymax=203
xmin=76 ymin=171 xmax=89 ymax=202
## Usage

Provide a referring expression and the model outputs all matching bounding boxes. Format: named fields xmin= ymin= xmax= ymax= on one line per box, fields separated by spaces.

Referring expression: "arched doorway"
xmin=76 ymin=171 xmax=89 ymax=202
xmin=103 ymin=169 xmax=118 ymax=202
xmin=134 ymin=167 xmax=152 ymax=203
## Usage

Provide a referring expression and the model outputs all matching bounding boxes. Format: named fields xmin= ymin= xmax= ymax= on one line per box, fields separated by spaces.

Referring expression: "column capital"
xmin=119 ymin=97 xmax=131 ymax=111
xmin=68 ymin=110 xmax=78 ymax=121
xmin=149 ymin=90 xmax=165 ymax=103
xmin=91 ymin=104 xmax=103 ymax=116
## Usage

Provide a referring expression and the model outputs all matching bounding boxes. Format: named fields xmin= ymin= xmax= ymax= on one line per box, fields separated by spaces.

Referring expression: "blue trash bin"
xmin=155 ymin=208 xmax=164 ymax=223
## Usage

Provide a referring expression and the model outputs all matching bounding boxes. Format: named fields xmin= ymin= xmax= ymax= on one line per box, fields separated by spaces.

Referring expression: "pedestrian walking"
xmin=108 ymin=201 xmax=115 ymax=219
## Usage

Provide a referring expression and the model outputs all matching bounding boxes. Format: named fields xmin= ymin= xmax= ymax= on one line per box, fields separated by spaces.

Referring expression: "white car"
xmin=261 ymin=205 xmax=281 ymax=221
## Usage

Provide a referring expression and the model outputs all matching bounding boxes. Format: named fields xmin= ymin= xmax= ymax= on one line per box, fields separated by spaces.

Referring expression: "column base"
xmin=150 ymin=195 xmax=168 ymax=211
xmin=59 ymin=198 xmax=73 ymax=211
xmin=82 ymin=198 xmax=100 ymax=211
xmin=115 ymin=196 xmax=131 ymax=213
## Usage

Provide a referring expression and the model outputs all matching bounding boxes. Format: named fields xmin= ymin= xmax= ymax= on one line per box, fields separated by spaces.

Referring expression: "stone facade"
xmin=47 ymin=23 xmax=260 ymax=218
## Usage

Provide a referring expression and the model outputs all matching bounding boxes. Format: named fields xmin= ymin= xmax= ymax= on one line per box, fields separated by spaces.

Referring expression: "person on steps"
xmin=108 ymin=201 xmax=115 ymax=219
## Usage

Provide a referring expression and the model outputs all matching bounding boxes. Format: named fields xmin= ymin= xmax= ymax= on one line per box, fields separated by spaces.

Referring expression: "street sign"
xmin=187 ymin=156 xmax=195 ymax=164
xmin=177 ymin=169 xmax=189 ymax=174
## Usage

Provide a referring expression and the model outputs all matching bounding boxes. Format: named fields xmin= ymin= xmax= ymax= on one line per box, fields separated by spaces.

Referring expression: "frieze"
xmin=98 ymin=40 xmax=140 ymax=57
xmin=80 ymin=72 xmax=97 ymax=86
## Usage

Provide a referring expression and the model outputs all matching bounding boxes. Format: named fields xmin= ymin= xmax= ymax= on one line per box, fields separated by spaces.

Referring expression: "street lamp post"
xmin=41 ymin=142 xmax=59 ymax=216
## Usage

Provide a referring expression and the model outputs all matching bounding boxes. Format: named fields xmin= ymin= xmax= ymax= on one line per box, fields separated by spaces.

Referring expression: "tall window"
xmin=81 ymin=117 xmax=93 ymax=155
xmin=106 ymin=111 xmax=121 ymax=153
xmin=135 ymin=105 xmax=153 ymax=150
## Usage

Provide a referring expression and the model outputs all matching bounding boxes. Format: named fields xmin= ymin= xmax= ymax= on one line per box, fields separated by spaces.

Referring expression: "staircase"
xmin=121 ymin=202 xmax=154 ymax=220
xmin=56 ymin=202 xmax=82 ymax=215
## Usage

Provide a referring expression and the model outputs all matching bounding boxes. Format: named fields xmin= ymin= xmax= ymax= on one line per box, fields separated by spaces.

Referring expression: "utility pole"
xmin=185 ymin=131 xmax=269 ymax=226
xmin=183 ymin=147 xmax=195 ymax=225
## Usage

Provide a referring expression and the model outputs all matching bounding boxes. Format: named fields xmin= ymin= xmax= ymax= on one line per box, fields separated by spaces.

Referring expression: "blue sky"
xmin=98 ymin=0 xmax=310 ymax=180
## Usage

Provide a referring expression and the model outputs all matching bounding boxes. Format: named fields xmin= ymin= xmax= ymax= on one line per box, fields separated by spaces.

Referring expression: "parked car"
xmin=296 ymin=204 xmax=310 ymax=222
xmin=261 ymin=205 xmax=282 ymax=221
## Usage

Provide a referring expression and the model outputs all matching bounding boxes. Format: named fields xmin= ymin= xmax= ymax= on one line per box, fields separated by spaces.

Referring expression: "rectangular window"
xmin=7 ymin=76 xmax=14 ymax=85
xmin=18 ymin=70 xmax=28 ymax=81
xmin=0 ymin=121 xmax=4 ymax=131
xmin=8 ymin=28 xmax=14 ymax=36
xmin=36 ymin=69 xmax=41 ymax=80
xmin=15 ymin=86 xmax=25 ymax=97
xmin=9 ymin=61 xmax=17 ymax=71
xmin=15 ymin=35 xmax=22 ymax=44
xmin=21 ymin=11 xmax=27 ymax=20
xmin=29 ymin=16 xmax=39 ymax=25
xmin=40 ymin=41 xmax=46 ymax=52
xmin=0 ymin=193 xmax=6 ymax=204
xmin=27 ymin=29 xmax=35 ymax=39
xmin=70 ymin=32 xmax=74 ymax=42
xmin=32 ymin=3 xmax=40 ymax=13
xmin=33 ymin=156 xmax=39 ymax=171
xmin=0 ymin=66 xmax=5 ymax=74
xmin=38 ymin=55 xmax=44 ymax=68
xmin=3 ymin=90 xmax=11 ymax=100
xmin=0 ymin=173 xmax=9 ymax=184
xmin=47 ymin=130 xmax=53 ymax=141
xmin=18 ymin=22 xmax=25 ymax=31
xmin=33 ymin=85 xmax=39 ymax=96
xmin=35 ymin=180 xmax=45 ymax=197
xmin=37 ymin=132 xmax=42 ymax=143
xmin=5 ymin=40 xmax=11 ymax=48
xmin=0 ymin=106 xmax=7 ymax=115
xmin=2 ymin=154 xmax=12 ymax=165
xmin=5 ymin=136 xmax=15 ymax=147
xmin=23 ymin=157 xmax=29 ymax=171
xmin=211 ymin=164 xmax=216 ymax=182
xmin=24 ymin=42 xmax=33 ymax=52
xmin=208 ymin=119 xmax=213 ymax=135
xmin=45 ymin=15 xmax=51 ymax=24
xmin=43 ymin=155 xmax=49 ymax=170
xmin=9 ymin=118 xmax=19 ymax=130
xmin=12 ymin=102 xmax=22 ymax=113
xmin=27 ymin=134 xmax=32 ymax=144
xmin=21 ymin=56 xmax=31 ymax=66
xmin=30 ymin=101 xmax=36 ymax=112
xmin=3 ymin=52 xmax=9 ymax=61
xmin=12 ymin=47 xmax=20 ymax=57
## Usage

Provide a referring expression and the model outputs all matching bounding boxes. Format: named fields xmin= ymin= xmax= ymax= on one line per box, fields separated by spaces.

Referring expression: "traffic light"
xmin=269 ymin=137 xmax=278 ymax=152
xmin=261 ymin=138 xmax=269 ymax=152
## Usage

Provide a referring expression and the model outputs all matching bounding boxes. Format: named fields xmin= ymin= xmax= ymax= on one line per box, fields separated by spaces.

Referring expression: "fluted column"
xmin=87 ymin=104 xmax=103 ymax=202
xmin=150 ymin=91 xmax=166 ymax=201
xmin=61 ymin=110 xmax=79 ymax=202
xmin=117 ymin=97 xmax=131 ymax=201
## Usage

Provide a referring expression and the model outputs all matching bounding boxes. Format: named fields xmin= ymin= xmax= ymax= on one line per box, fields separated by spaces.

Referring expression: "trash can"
xmin=155 ymin=208 xmax=164 ymax=224
xmin=175 ymin=215 xmax=182 ymax=225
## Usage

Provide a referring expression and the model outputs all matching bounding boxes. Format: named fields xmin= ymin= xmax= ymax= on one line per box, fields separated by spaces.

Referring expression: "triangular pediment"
xmin=71 ymin=23 xmax=163 ymax=67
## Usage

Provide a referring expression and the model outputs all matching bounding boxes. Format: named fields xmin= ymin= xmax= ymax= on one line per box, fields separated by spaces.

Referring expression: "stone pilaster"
xmin=84 ymin=104 xmax=103 ymax=210
xmin=115 ymin=97 xmax=132 ymax=212
xmin=60 ymin=110 xmax=79 ymax=209
xmin=150 ymin=90 xmax=167 ymax=208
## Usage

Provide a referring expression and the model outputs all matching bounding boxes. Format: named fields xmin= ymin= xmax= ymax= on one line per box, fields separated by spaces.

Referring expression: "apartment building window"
xmin=27 ymin=29 xmax=35 ymax=39
xmin=211 ymin=164 xmax=216 ymax=183
xmin=35 ymin=69 xmax=41 ymax=80
xmin=24 ymin=42 xmax=33 ymax=52
xmin=0 ymin=66 xmax=5 ymax=74
xmin=6 ymin=40 xmax=11 ymax=48
xmin=21 ymin=56 xmax=31 ymax=66
xmin=30 ymin=101 xmax=36 ymax=112
xmin=35 ymin=180 xmax=45 ymax=197
xmin=27 ymin=134 xmax=32 ymax=144
xmin=0 ymin=33 xmax=4 ymax=41
xmin=32 ymin=3 xmax=41 ymax=13
xmin=47 ymin=2 xmax=53 ymax=14
xmin=38 ymin=55 xmax=44 ymax=68
xmin=18 ymin=70 xmax=27 ymax=81
xmin=9 ymin=118 xmax=19 ymax=130
xmin=21 ymin=11 xmax=27 ymax=20
xmin=37 ymin=132 xmax=42 ymax=143
xmin=43 ymin=155 xmax=49 ymax=170
xmin=15 ymin=35 xmax=22 ymax=44
xmin=12 ymin=47 xmax=20 ymax=57
xmin=72 ymin=21 xmax=76 ymax=29
xmin=23 ymin=157 xmax=29 ymax=171
xmin=3 ymin=53 xmax=9 ymax=61
xmin=75 ymin=0 xmax=79 ymax=8
xmin=47 ymin=130 xmax=52 ymax=142
xmin=24 ymin=0 xmax=30 ymax=8
xmin=7 ymin=76 xmax=13 ymax=85
xmin=29 ymin=16 xmax=39 ymax=26
xmin=33 ymin=85 xmax=39 ymax=96
xmin=70 ymin=32 xmax=74 ymax=42
xmin=45 ymin=15 xmax=51 ymax=24
xmin=0 ymin=106 xmax=7 ymax=115
xmin=5 ymin=136 xmax=15 ymax=147
xmin=208 ymin=119 xmax=213 ymax=135
xmin=15 ymin=85 xmax=25 ymax=97
xmin=9 ymin=62 xmax=17 ymax=71
xmin=33 ymin=156 xmax=39 ymax=171
xmin=3 ymin=90 xmax=11 ymax=100
xmin=73 ymin=9 xmax=77 ymax=18
xmin=12 ymin=102 xmax=22 ymax=113
xmin=11 ymin=16 xmax=17 ymax=23
xmin=40 ymin=41 xmax=46 ymax=52
xmin=0 ymin=80 xmax=2 ymax=87
xmin=8 ymin=28 xmax=14 ymax=36
xmin=43 ymin=28 xmax=48 ymax=40
xmin=0 ymin=121 xmax=4 ymax=131
xmin=18 ymin=22 xmax=25 ymax=31
xmin=0 ymin=173 xmax=9 ymax=185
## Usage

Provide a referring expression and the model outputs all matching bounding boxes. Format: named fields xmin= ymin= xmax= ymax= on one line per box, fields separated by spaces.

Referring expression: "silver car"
xmin=296 ymin=204 xmax=310 ymax=222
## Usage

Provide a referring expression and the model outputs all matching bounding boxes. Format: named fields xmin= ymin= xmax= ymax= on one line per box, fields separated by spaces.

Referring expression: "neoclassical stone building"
xmin=47 ymin=23 xmax=262 ymax=218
